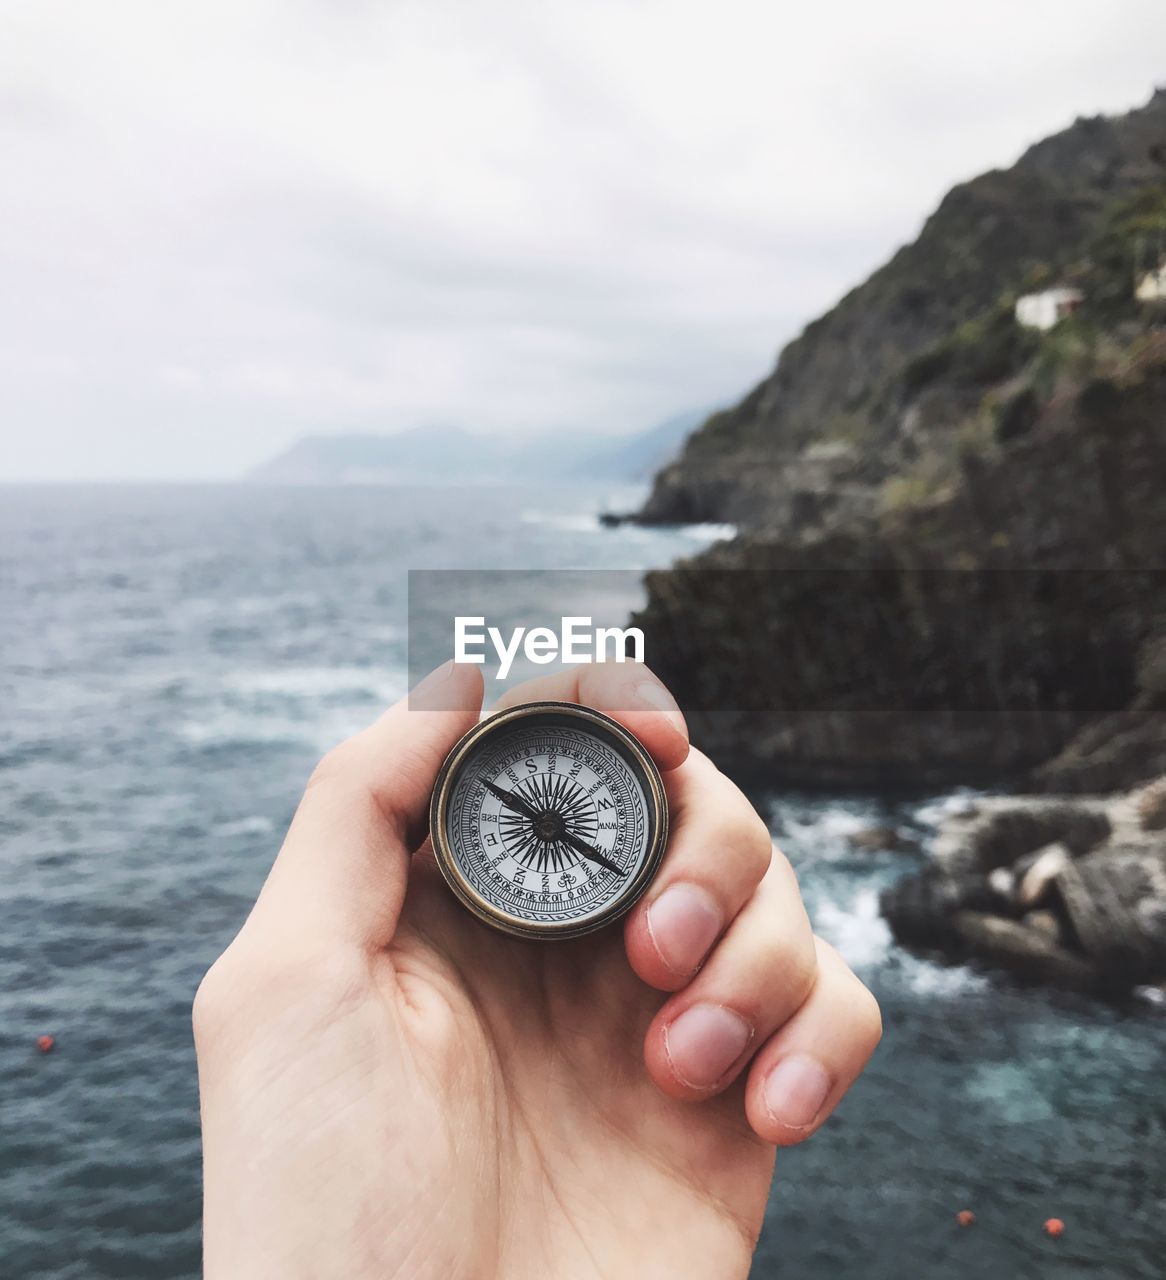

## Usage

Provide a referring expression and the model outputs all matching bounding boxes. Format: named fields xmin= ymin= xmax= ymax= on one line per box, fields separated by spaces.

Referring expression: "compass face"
xmin=430 ymin=702 xmax=668 ymax=939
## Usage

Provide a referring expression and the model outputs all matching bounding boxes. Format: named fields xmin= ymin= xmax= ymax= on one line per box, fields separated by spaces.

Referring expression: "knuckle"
xmin=852 ymin=980 xmax=884 ymax=1051
xmin=767 ymin=928 xmax=818 ymax=1007
xmin=816 ymin=938 xmax=883 ymax=1051
xmin=788 ymin=938 xmax=820 ymax=1006
xmin=720 ymin=805 xmax=773 ymax=870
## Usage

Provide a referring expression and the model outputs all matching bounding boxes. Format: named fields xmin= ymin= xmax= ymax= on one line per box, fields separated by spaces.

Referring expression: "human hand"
xmin=194 ymin=662 xmax=881 ymax=1280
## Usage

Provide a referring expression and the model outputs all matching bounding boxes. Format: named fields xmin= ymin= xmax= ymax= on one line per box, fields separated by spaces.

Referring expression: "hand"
xmin=194 ymin=662 xmax=881 ymax=1280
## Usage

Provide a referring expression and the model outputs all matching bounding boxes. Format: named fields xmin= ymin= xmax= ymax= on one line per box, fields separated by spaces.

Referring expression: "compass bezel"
xmin=429 ymin=700 xmax=669 ymax=940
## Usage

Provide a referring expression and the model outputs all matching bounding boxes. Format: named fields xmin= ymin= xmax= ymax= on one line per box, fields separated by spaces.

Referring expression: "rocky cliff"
xmin=640 ymin=88 xmax=1166 ymax=531
xmin=634 ymin=91 xmax=1166 ymax=793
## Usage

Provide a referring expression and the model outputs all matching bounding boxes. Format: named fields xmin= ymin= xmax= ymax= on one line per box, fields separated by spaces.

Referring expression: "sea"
xmin=1 ymin=482 xmax=1163 ymax=1279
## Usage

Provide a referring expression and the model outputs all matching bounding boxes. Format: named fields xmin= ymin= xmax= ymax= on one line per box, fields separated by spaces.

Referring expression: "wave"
xmin=814 ymin=886 xmax=892 ymax=970
xmin=678 ymin=521 xmax=736 ymax=542
xmin=222 ymin=665 xmax=403 ymax=702
xmin=212 ymin=815 xmax=275 ymax=837
xmin=520 ymin=509 xmax=604 ymax=534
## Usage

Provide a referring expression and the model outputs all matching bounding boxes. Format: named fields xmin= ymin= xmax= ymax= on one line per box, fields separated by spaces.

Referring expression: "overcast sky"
xmin=2 ymin=1 xmax=1164 ymax=480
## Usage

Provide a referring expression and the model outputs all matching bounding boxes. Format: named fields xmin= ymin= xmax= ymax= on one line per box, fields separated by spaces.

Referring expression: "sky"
xmin=1 ymin=1 xmax=1164 ymax=481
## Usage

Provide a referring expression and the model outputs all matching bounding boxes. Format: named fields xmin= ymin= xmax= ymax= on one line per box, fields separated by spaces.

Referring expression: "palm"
xmin=361 ymin=858 xmax=773 ymax=1279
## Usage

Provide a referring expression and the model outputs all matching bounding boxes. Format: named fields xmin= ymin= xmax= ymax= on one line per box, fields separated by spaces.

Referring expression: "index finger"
xmin=490 ymin=663 xmax=689 ymax=771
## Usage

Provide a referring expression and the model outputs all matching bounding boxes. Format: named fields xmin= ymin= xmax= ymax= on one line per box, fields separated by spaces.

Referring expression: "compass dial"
xmin=430 ymin=702 xmax=669 ymax=939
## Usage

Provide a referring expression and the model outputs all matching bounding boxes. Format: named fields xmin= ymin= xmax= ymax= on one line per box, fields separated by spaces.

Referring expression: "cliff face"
xmin=637 ymin=364 xmax=1166 ymax=788
xmin=634 ymin=91 xmax=1166 ymax=791
xmin=641 ymin=90 xmax=1166 ymax=531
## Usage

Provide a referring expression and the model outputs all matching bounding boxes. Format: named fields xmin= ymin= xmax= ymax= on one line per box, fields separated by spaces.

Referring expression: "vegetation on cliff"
xmin=641 ymin=89 xmax=1166 ymax=530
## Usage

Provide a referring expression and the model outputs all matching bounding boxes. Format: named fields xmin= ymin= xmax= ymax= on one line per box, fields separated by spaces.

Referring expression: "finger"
xmin=643 ymin=850 xmax=818 ymax=1101
xmin=248 ymin=660 xmax=484 ymax=949
xmin=491 ymin=662 xmax=688 ymax=771
xmin=624 ymin=749 xmax=772 ymax=990
xmin=744 ymin=938 xmax=882 ymax=1146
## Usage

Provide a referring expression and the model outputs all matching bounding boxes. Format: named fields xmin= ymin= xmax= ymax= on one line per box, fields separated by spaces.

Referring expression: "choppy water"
xmin=1 ymin=484 xmax=1163 ymax=1279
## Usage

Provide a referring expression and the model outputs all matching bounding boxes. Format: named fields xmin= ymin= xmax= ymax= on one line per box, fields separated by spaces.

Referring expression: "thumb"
xmin=249 ymin=661 xmax=484 ymax=949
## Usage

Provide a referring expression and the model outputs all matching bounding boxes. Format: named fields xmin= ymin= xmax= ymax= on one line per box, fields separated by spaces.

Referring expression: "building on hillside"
xmin=1015 ymin=287 xmax=1085 ymax=331
xmin=1136 ymin=265 xmax=1166 ymax=303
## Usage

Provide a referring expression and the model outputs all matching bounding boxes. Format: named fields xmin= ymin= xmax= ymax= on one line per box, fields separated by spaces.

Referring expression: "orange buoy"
xmin=36 ymin=1034 xmax=55 ymax=1054
xmin=1044 ymin=1218 xmax=1065 ymax=1238
xmin=956 ymin=1210 xmax=976 ymax=1228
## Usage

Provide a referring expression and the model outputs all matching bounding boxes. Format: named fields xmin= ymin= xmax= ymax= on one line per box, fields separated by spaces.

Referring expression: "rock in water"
xmin=1025 ymin=910 xmax=1064 ymax=943
xmin=1134 ymin=776 xmax=1166 ymax=831
xmin=1052 ymin=845 xmax=1166 ymax=985
xmin=880 ymin=866 xmax=1018 ymax=950
xmin=847 ymin=825 xmax=920 ymax=854
xmin=934 ymin=803 xmax=1110 ymax=876
xmin=882 ymin=791 xmax=1166 ymax=996
xmin=1017 ymin=844 xmax=1072 ymax=908
xmin=951 ymin=912 xmax=1098 ymax=988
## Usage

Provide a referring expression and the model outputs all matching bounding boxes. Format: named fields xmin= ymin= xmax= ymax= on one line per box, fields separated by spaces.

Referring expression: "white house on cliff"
xmin=1136 ymin=265 xmax=1166 ymax=303
xmin=1015 ymin=287 xmax=1085 ymax=331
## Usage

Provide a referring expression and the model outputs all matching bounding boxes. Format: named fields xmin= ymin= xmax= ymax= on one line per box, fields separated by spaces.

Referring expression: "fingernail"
xmin=646 ymin=884 xmax=722 ymax=978
xmin=763 ymin=1054 xmax=832 ymax=1129
xmin=410 ymin=659 xmax=455 ymax=707
xmin=634 ymin=678 xmax=686 ymax=736
xmin=663 ymin=1004 xmax=752 ymax=1090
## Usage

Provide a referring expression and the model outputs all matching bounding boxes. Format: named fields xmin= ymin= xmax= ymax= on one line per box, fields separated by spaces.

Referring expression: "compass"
xmin=429 ymin=701 xmax=669 ymax=940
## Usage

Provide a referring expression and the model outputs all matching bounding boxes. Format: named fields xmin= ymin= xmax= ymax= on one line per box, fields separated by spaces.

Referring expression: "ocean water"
xmin=1 ymin=483 xmax=1163 ymax=1279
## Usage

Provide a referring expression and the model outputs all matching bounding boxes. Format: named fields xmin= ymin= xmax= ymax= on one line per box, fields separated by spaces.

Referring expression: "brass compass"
xmin=429 ymin=702 xmax=669 ymax=940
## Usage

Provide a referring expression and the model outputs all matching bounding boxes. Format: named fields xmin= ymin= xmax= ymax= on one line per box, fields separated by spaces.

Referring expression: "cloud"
xmin=1 ymin=0 xmax=1164 ymax=479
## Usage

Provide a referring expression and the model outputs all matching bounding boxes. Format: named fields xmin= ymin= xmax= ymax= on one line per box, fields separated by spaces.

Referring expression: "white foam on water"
xmin=213 ymin=815 xmax=275 ymax=837
xmin=178 ymin=693 xmax=377 ymax=747
xmin=811 ymin=884 xmax=988 ymax=996
xmin=1133 ymin=983 xmax=1166 ymax=1009
xmin=901 ymin=956 xmax=990 ymax=996
xmin=813 ymin=887 xmax=893 ymax=971
xmin=792 ymin=808 xmax=871 ymax=840
xmin=177 ymin=711 xmax=318 ymax=747
xmin=913 ymin=789 xmax=983 ymax=829
xmin=679 ymin=521 xmax=736 ymax=542
xmin=519 ymin=509 xmax=602 ymax=534
xmin=223 ymin=666 xmax=404 ymax=703
xmin=963 ymin=1061 xmax=1057 ymax=1122
xmin=171 ymin=590 xmax=320 ymax=622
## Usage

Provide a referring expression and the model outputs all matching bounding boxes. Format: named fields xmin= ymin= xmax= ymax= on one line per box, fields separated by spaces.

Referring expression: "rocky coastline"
xmin=625 ymin=92 xmax=1166 ymax=996
xmin=880 ymin=779 xmax=1166 ymax=997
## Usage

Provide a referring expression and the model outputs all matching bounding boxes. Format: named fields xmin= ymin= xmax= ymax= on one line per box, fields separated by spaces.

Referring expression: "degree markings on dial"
xmin=446 ymin=723 xmax=648 ymax=925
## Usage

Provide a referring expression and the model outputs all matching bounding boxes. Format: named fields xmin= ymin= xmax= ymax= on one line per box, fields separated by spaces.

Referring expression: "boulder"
xmin=880 ymin=867 xmax=1016 ymax=950
xmin=1017 ymin=843 xmax=1072 ymax=908
xmin=1024 ymin=909 xmax=1064 ymax=943
xmin=951 ymin=912 xmax=1098 ymax=988
xmin=1052 ymin=843 xmax=1166 ymax=985
xmin=960 ymin=804 xmax=1111 ymax=872
xmin=1134 ymin=776 xmax=1166 ymax=831
xmin=847 ymin=825 xmax=920 ymax=854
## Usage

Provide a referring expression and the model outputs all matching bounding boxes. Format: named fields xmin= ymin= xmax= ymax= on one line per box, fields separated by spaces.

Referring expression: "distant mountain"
xmin=247 ymin=409 xmax=707 ymax=485
xmin=581 ymin=408 xmax=707 ymax=479
xmin=248 ymin=426 xmax=498 ymax=485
